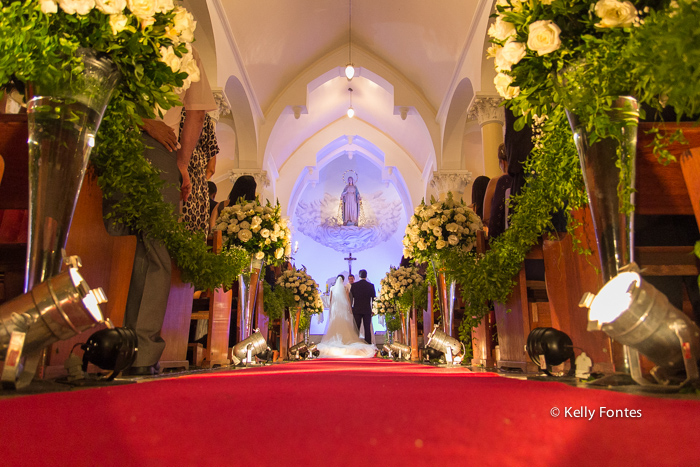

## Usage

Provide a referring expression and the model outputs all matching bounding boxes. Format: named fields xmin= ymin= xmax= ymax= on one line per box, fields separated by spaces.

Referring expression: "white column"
xmin=430 ymin=170 xmax=473 ymax=202
xmin=467 ymin=95 xmax=505 ymax=179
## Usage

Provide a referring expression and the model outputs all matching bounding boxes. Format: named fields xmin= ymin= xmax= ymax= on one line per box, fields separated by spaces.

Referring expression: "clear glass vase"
xmin=25 ymin=48 xmax=120 ymax=291
xmin=565 ymin=96 xmax=639 ymax=282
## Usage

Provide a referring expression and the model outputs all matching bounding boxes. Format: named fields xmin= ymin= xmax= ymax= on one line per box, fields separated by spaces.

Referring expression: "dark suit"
xmin=350 ymin=279 xmax=376 ymax=344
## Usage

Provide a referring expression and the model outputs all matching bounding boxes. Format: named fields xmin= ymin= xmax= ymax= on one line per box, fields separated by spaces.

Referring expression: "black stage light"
xmin=81 ymin=327 xmax=137 ymax=380
xmin=526 ymin=327 xmax=575 ymax=376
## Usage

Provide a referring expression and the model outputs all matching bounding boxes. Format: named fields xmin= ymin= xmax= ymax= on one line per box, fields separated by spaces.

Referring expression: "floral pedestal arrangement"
xmin=402 ymin=193 xmax=482 ymax=338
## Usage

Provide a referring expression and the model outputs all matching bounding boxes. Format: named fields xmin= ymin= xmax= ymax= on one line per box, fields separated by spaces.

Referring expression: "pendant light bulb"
xmin=345 ymin=64 xmax=355 ymax=80
xmin=347 ymin=87 xmax=354 ymax=118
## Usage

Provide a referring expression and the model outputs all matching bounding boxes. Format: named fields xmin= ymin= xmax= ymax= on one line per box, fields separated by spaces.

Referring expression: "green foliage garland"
xmin=448 ymin=1 xmax=700 ymax=342
xmin=0 ymin=1 xmax=247 ymax=290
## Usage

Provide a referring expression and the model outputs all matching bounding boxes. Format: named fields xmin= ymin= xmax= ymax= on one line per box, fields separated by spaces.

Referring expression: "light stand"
xmin=525 ymin=327 xmax=575 ymax=376
xmin=388 ymin=342 xmax=411 ymax=361
xmin=426 ymin=324 xmax=464 ymax=366
xmin=581 ymin=264 xmax=700 ymax=389
xmin=288 ymin=341 xmax=308 ymax=360
xmin=231 ymin=329 xmax=270 ymax=366
xmin=0 ymin=257 xmax=107 ymax=389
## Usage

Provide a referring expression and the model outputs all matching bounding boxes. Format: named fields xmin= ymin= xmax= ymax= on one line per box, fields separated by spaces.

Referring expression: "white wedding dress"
xmin=317 ymin=277 xmax=376 ymax=358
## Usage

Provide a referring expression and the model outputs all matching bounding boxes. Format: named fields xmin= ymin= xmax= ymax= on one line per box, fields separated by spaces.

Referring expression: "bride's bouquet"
xmin=276 ymin=268 xmax=324 ymax=329
xmin=402 ymin=192 xmax=482 ymax=264
xmin=214 ymin=198 xmax=291 ymax=266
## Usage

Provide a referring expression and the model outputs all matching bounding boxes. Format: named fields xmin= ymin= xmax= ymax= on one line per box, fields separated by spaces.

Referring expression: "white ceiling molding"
xmin=207 ymin=0 xmax=264 ymax=124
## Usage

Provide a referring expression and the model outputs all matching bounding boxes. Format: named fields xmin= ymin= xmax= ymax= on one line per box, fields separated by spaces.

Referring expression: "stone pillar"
xmin=430 ymin=170 xmax=472 ymax=202
xmin=467 ymin=95 xmax=505 ymax=179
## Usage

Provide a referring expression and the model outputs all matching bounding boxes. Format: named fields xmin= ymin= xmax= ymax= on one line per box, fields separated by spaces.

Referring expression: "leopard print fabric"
xmin=180 ymin=111 xmax=220 ymax=233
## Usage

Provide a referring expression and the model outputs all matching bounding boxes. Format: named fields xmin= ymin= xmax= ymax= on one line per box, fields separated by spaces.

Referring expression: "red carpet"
xmin=2 ymin=358 xmax=699 ymax=466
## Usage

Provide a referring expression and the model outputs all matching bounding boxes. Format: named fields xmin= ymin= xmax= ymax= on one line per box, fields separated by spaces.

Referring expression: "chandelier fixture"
xmin=345 ymin=0 xmax=355 ymax=80
xmin=347 ymin=87 xmax=355 ymax=118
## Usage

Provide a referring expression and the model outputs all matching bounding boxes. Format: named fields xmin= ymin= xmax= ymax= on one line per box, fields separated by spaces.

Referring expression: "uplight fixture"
xmin=288 ymin=341 xmax=309 ymax=360
xmin=232 ymin=329 xmax=270 ymax=366
xmin=0 ymin=259 xmax=107 ymax=389
xmin=426 ymin=324 xmax=464 ymax=365
xmin=526 ymin=327 xmax=575 ymax=376
xmin=581 ymin=264 xmax=700 ymax=388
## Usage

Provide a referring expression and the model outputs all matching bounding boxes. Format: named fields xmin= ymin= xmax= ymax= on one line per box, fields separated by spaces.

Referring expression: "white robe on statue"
xmin=317 ymin=277 xmax=376 ymax=358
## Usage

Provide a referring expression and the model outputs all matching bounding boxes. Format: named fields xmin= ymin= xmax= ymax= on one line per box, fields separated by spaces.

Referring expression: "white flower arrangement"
xmin=402 ymin=192 xmax=483 ymax=263
xmin=377 ymin=265 xmax=424 ymax=314
xmin=214 ymin=198 xmax=291 ymax=266
xmin=276 ymin=268 xmax=324 ymax=316
xmin=34 ymin=0 xmax=200 ymax=92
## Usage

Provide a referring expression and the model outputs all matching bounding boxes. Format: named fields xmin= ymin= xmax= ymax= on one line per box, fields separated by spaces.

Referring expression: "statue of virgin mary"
xmin=340 ymin=176 xmax=361 ymax=226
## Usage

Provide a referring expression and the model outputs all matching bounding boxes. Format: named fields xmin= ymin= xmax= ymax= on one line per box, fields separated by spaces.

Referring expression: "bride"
xmin=317 ymin=275 xmax=376 ymax=358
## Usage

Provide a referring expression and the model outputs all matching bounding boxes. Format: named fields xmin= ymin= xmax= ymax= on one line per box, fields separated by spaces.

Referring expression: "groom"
xmin=350 ymin=269 xmax=375 ymax=344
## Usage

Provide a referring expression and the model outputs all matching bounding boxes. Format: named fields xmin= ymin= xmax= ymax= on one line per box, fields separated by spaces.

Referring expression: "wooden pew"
xmin=190 ymin=231 xmax=232 ymax=368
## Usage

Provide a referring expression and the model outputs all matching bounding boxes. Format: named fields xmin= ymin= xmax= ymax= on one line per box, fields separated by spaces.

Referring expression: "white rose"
xmin=238 ymin=221 xmax=250 ymax=230
xmin=155 ymin=0 xmax=174 ymax=13
xmin=527 ymin=20 xmax=562 ymax=56
xmin=126 ymin=0 xmax=155 ymax=19
xmin=237 ymin=229 xmax=252 ymax=242
xmin=432 ymin=227 xmax=442 ymax=237
xmin=488 ymin=16 xmax=516 ymax=41
xmin=436 ymin=239 xmax=447 ymax=250
xmin=496 ymin=0 xmax=524 ymax=12
xmin=285 ymin=244 xmax=292 ymax=255
xmin=494 ymin=73 xmax=520 ymax=99
xmin=495 ymin=40 xmax=526 ymax=72
xmin=594 ymin=0 xmax=638 ymax=28
xmin=108 ymin=13 xmax=129 ymax=34
xmin=454 ymin=213 xmax=467 ymax=223
xmin=40 ymin=0 xmax=58 ymax=14
xmin=95 ymin=0 xmax=125 ymax=14
xmin=231 ymin=205 xmax=241 ymax=212
xmin=448 ymin=235 xmax=460 ymax=246
xmin=59 ymin=0 xmax=95 ymax=15
xmin=159 ymin=46 xmax=181 ymax=72
xmin=255 ymin=251 xmax=265 ymax=260
xmin=179 ymin=52 xmax=200 ymax=82
xmin=215 ymin=223 xmax=226 ymax=232
xmin=251 ymin=225 xmax=261 ymax=233
xmin=417 ymin=240 xmax=427 ymax=251
xmin=275 ymin=248 xmax=284 ymax=259
xmin=126 ymin=0 xmax=156 ymax=20
xmin=251 ymin=216 xmax=262 ymax=227
xmin=172 ymin=7 xmax=196 ymax=42
xmin=427 ymin=218 xmax=440 ymax=229
xmin=260 ymin=228 xmax=270 ymax=238
xmin=446 ymin=223 xmax=459 ymax=233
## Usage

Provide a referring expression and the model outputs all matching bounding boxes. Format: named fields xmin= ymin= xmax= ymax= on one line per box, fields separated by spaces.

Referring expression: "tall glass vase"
xmin=24 ymin=49 xmax=120 ymax=291
xmin=565 ymin=96 xmax=639 ymax=282
xmin=241 ymin=256 xmax=263 ymax=341
xmin=436 ymin=272 xmax=457 ymax=337
xmin=566 ymin=96 xmax=639 ymax=375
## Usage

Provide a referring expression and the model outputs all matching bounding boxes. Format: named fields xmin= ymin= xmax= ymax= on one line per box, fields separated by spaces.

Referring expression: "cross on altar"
xmin=344 ymin=252 xmax=357 ymax=275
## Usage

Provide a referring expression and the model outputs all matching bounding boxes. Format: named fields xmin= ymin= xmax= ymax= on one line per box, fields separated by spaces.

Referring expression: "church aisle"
xmin=2 ymin=358 xmax=699 ymax=466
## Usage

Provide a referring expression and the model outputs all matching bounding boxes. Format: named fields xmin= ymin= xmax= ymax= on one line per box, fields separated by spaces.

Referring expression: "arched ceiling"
xmin=185 ymin=0 xmax=496 ymax=203
xmin=216 ymin=0 xmax=479 ymax=115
